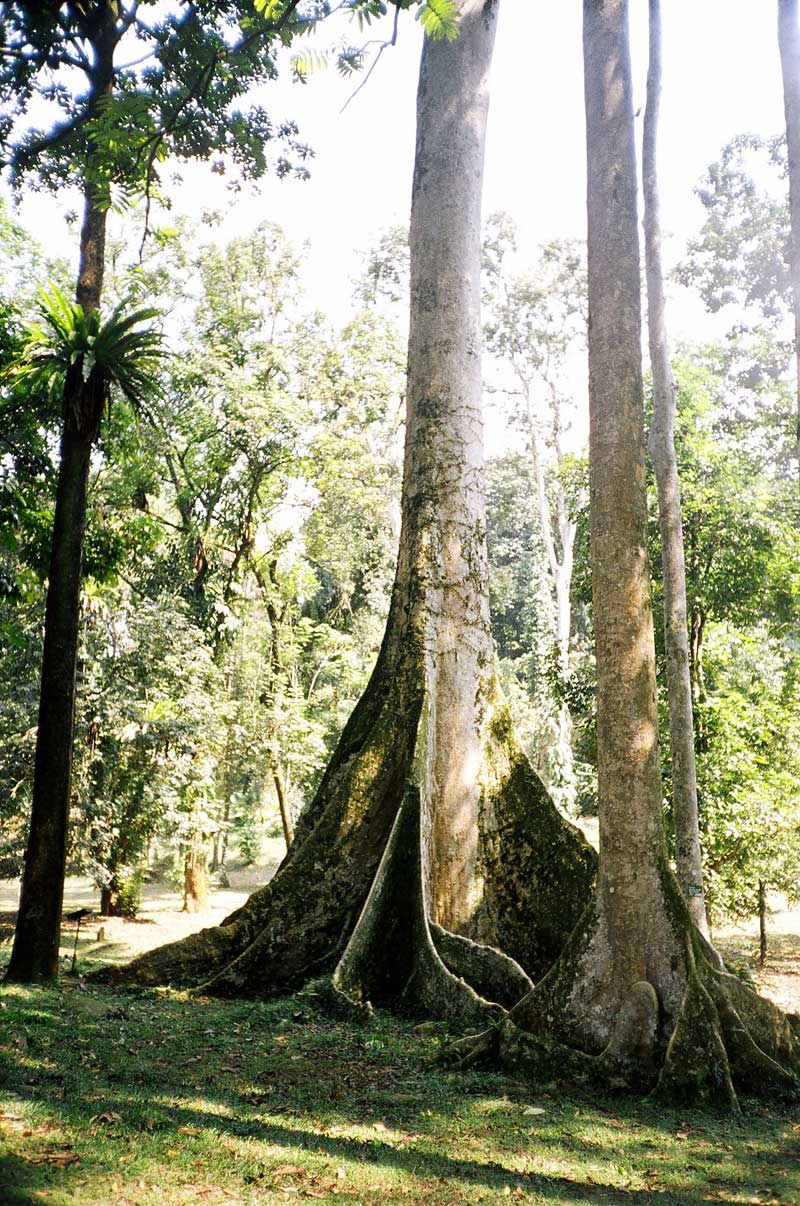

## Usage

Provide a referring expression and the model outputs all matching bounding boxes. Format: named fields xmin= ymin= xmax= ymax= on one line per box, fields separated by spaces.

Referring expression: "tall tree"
xmin=778 ymin=0 xmax=800 ymax=466
xmin=1 ymin=0 xmax=312 ymax=982
xmin=97 ymin=0 xmax=595 ymax=1012
xmin=451 ymin=0 xmax=800 ymax=1110
xmin=642 ymin=0 xmax=708 ymax=934
xmin=5 ymin=286 xmax=163 ymax=981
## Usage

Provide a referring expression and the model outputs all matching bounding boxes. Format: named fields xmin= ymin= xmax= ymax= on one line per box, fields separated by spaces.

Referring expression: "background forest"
xmin=1 ymin=127 xmax=798 ymax=932
xmin=2 ymin=2 xmax=800 ymax=1203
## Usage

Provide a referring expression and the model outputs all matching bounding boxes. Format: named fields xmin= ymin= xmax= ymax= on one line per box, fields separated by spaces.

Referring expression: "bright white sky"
xmin=15 ymin=3 xmax=787 ymax=291
xmin=194 ymin=0 xmax=785 ymax=325
xmin=9 ymin=1 xmax=789 ymax=452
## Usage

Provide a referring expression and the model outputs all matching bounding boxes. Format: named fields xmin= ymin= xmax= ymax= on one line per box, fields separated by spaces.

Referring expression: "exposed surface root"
xmin=93 ymin=666 xmax=584 ymax=1029
xmin=332 ymin=790 xmax=505 ymax=1030
xmin=443 ymin=874 xmax=800 ymax=1111
xmin=655 ymin=965 xmax=738 ymax=1111
xmin=430 ymin=923 xmax=533 ymax=1009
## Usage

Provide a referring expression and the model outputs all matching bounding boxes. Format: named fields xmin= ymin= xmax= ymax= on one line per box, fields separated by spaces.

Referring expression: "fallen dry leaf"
xmin=90 ymin=1111 xmax=122 ymax=1125
xmin=29 ymin=1149 xmax=80 ymax=1167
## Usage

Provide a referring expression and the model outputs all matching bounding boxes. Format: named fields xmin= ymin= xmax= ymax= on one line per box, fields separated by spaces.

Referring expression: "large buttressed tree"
xmin=450 ymin=0 xmax=800 ymax=1110
xmin=1 ymin=0 xmax=320 ymax=984
xmin=101 ymin=0 xmax=596 ymax=1017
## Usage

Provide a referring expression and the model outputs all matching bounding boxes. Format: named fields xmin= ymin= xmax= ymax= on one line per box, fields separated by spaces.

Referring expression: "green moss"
xmin=655 ymin=970 xmax=738 ymax=1112
xmin=477 ymin=696 xmax=596 ymax=980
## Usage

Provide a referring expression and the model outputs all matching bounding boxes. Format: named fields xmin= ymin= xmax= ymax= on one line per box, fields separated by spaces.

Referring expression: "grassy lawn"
xmin=1 ymin=977 xmax=799 ymax=1206
xmin=1 ymin=877 xmax=799 ymax=1205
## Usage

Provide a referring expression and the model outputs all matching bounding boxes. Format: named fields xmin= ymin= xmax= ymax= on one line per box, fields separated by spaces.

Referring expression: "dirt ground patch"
xmin=0 ymin=841 xmax=285 ymax=972
xmin=713 ymin=893 xmax=800 ymax=1014
xmin=1 ymin=857 xmax=799 ymax=1014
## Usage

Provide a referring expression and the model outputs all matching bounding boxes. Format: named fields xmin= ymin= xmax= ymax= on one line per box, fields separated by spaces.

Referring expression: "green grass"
xmin=1 ymin=981 xmax=799 ymax=1205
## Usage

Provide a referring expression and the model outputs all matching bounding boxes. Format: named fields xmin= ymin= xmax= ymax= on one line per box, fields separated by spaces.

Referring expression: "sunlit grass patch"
xmin=0 ymin=982 xmax=799 ymax=1205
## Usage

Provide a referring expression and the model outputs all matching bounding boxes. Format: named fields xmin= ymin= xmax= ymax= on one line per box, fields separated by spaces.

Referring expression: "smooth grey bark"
xmin=642 ymin=0 xmax=709 ymax=936
xmin=406 ymin=0 xmax=498 ymax=930
xmin=778 ymin=0 xmax=800 ymax=467
xmin=572 ymin=0 xmax=677 ymax=1029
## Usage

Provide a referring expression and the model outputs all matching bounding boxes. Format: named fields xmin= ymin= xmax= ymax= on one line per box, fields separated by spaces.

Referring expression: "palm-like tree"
xmin=5 ymin=285 xmax=165 ymax=984
xmin=13 ymin=284 xmax=164 ymax=433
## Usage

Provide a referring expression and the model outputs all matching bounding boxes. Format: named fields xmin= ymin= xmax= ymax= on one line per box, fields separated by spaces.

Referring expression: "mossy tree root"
xmin=332 ymin=789 xmax=506 ymax=1030
xmin=92 ymin=663 xmax=590 ymax=1016
xmin=443 ymin=877 xmax=800 ymax=1111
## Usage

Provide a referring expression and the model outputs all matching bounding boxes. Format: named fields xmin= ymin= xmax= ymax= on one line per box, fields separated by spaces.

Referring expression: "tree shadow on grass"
xmin=4 ymin=1083 xmax=799 ymax=1205
xmin=2 ymin=984 xmax=799 ymax=1205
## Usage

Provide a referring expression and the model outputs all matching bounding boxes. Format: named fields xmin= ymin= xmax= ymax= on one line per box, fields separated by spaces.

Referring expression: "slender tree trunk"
xmin=100 ymin=876 xmax=121 ymax=918
xmin=219 ymin=804 xmax=231 ymax=870
xmin=183 ymin=847 xmax=209 ymax=913
xmin=642 ymin=0 xmax=709 ymax=936
xmin=526 ymin=396 xmax=576 ymax=805
xmin=778 ymin=0 xmax=800 ymax=469
xmin=272 ymin=761 xmax=294 ymax=850
xmin=99 ymin=0 xmax=595 ymax=1010
xmin=6 ymin=421 xmax=94 ymax=980
xmin=759 ymin=880 xmax=768 ymax=967
xmin=263 ymin=591 xmax=295 ymax=852
xmin=6 ymin=11 xmax=117 ymax=983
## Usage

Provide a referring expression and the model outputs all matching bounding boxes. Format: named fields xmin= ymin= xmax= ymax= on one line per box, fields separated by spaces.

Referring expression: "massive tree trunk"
xmin=778 ymin=0 xmax=800 ymax=469
xmin=642 ymin=0 xmax=709 ymax=936
xmin=449 ymin=0 xmax=800 ymax=1109
xmin=96 ymin=0 xmax=595 ymax=1015
xmin=6 ymin=10 xmax=117 ymax=984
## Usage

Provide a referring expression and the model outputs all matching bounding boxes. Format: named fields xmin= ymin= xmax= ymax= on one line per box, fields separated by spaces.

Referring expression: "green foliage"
xmin=0 ymin=0 xmax=315 ymax=207
xmin=646 ymin=353 xmax=800 ymax=923
xmin=416 ymin=0 xmax=460 ymax=40
xmin=676 ymin=135 xmax=797 ymax=471
xmin=677 ymin=135 xmax=789 ymax=323
xmin=698 ymin=627 xmax=800 ymax=921
xmin=9 ymin=284 xmax=165 ymax=415
xmin=0 ymin=215 xmax=404 ymax=888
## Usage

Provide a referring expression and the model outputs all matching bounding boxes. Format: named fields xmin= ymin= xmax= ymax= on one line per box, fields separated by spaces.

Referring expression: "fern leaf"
xmin=418 ymin=0 xmax=460 ymax=40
